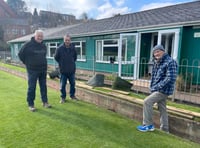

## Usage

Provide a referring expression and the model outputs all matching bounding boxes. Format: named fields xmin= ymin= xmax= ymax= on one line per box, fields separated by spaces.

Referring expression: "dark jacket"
xmin=18 ymin=37 xmax=47 ymax=71
xmin=150 ymin=53 xmax=178 ymax=95
xmin=54 ymin=43 xmax=77 ymax=74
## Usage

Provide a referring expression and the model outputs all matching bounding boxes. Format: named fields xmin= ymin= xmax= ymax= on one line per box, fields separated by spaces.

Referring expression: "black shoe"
xmin=71 ymin=96 xmax=78 ymax=101
xmin=43 ymin=102 xmax=52 ymax=108
xmin=60 ymin=98 xmax=66 ymax=104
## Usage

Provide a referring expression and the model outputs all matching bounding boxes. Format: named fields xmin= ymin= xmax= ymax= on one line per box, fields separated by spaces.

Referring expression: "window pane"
xmin=103 ymin=46 xmax=118 ymax=61
xmin=122 ymin=39 xmax=126 ymax=61
xmin=75 ymin=47 xmax=81 ymax=55
xmin=50 ymin=48 xmax=56 ymax=57
xmin=73 ymin=42 xmax=80 ymax=46
xmin=96 ymin=41 xmax=102 ymax=61
xmin=50 ymin=43 xmax=56 ymax=46
xmin=104 ymin=40 xmax=118 ymax=45
xmin=82 ymin=42 xmax=86 ymax=55
xmin=104 ymin=47 xmax=118 ymax=56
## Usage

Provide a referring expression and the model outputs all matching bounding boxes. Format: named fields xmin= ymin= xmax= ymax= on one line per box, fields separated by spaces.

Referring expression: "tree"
xmin=33 ymin=8 xmax=38 ymax=17
xmin=0 ymin=26 xmax=9 ymax=51
xmin=113 ymin=13 xmax=121 ymax=17
xmin=6 ymin=0 xmax=27 ymax=15
xmin=0 ymin=25 xmax=4 ymax=41
xmin=80 ymin=12 xmax=88 ymax=21
xmin=0 ymin=40 xmax=9 ymax=51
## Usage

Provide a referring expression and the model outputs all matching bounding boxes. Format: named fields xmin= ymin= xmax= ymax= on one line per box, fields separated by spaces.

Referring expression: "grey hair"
xmin=34 ymin=29 xmax=44 ymax=36
xmin=64 ymin=34 xmax=71 ymax=38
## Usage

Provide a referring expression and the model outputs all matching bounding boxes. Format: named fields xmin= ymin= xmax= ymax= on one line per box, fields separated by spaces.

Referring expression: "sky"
xmin=22 ymin=0 xmax=196 ymax=19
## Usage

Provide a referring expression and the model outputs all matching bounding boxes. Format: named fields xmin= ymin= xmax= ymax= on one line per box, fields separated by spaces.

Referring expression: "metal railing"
xmin=8 ymin=55 xmax=200 ymax=105
xmin=0 ymin=51 xmax=11 ymax=63
xmin=75 ymin=57 xmax=200 ymax=105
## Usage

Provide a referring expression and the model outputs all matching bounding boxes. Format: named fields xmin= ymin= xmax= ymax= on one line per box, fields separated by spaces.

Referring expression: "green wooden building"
xmin=8 ymin=1 xmax=200 ymax=83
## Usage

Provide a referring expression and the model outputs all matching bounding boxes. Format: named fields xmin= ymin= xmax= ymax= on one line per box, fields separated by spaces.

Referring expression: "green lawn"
xmin=0 ymin=62 xmax=26 ymax=73
xmin=1 ymin=62 xmax=200 ymax=113
xmin=0 ymin=71 xmax=199 ymax=148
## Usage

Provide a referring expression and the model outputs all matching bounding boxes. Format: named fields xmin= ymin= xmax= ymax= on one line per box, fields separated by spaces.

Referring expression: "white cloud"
xmin=96 ymin=0 xmax=130 ymax=19
xmin=25 ymin=0 xmax=99 ymax=19
xmin=116 ymin=0 xmax=125 ymax=7
xmin=24 ymin=0 xmax=130 ymax=20
xmin=61 ymin=0 xmax=99 ymax=17
xmin=140 ymin=2 xmax=174 ymax=11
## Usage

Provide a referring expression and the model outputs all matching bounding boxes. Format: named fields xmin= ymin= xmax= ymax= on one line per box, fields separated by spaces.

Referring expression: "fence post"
xmin=92 ymin=56 xmax=95 ymax=75
xmin=172 ymin=85 xmax=176 ymax=102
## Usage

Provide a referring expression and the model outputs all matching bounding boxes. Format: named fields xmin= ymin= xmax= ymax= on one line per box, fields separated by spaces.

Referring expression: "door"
xmin=118 ymin=33 xmax=139 ymax=79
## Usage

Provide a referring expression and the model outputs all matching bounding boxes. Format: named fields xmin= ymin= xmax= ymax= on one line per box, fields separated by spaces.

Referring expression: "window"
xmin=12 ymin=29 xmax=18 ymax=35
xmin=72 ymin=41 xmax=86 ymax=61
xmin=46 ymin=42 xmax=60 ymax=58
xmin=96 ymin=39 xmax=119 ymax=62
xmin=96 ymin=40 xmax=102 ymax=61
xmin=161 ymin=33 xmax=174 ymax=56
xmin=14 ymin=44 xmax=18 ymax=56
xmin=121 ymin=38 xmax=127 ymax=61
xmin=21 ymin=29 xmax=26 ymax=35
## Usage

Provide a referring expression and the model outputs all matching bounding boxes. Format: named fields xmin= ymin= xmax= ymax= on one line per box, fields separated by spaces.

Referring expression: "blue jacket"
xmin=150 ymin=53 xmax=178 ymax=95
xmin=54 ymin=43 xmax=77 ymax=74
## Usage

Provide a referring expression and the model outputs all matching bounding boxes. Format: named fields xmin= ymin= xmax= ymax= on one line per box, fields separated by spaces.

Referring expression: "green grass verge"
xmin=0 ymin=62 xmax=26 ymax=72
xmin=129 ymin=92 xmax=200 ymax=113
xmin=1 ymin=62 xmax=200 ymax=113
xmin=0 ymin=71 xmax=200 ymax=147
xmin=94 ymin=87 xmax=200 ymax=113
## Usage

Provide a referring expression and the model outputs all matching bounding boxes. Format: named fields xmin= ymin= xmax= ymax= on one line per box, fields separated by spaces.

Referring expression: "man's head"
xmin=153 ymin=44 xmax=165 ymax=60
xmin=64 ymin=34 xmax=71 ymax=47
xmin=34 ymin=30 xmax=44 ymax=43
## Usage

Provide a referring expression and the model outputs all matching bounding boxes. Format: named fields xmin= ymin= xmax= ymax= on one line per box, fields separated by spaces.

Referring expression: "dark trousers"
xmin=60 ymin=73 xmax=75 ymax=99
xmin=27 ymin=69 xmax=48 ymax=106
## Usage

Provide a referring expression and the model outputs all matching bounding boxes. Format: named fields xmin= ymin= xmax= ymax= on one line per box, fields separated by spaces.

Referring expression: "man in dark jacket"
xmin=18 ymin=30 xmax=51 ymax=112
xmin=54 ymin=34 xmax=77 ymax=103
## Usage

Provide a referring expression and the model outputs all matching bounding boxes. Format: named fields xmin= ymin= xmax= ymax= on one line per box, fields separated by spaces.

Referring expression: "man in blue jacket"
xmin=54 ymin=34 xmax=77 ymax=103
xmin=137 ymin=44 xmax=178 ymax=133
xmin=18 ymin=30 xmax=51 ymax=112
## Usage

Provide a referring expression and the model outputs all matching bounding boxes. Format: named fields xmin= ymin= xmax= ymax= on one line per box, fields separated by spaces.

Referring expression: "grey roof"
xmin=8 ymin=1 xmax=200 ymax=43
xmin=8 ymin=25 xmax=78 ymax=43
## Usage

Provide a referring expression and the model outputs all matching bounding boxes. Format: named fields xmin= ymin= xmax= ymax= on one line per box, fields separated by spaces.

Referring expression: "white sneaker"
xmin=60 ymin=99 xmax=66 ymax=104
xmin=29 ymin=106 xmax=36 ymax=112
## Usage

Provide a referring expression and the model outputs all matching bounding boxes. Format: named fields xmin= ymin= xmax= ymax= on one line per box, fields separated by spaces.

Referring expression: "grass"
xmin=129 ymin=92 xmax=200 ymax=113
xmin=0 ymin=71 xmax=200 ymax=147
xmin=1 ymin=62 xmax=200 ymax=113
xmin=0 ymin=62 xmax=26 ymax=73
xmin=95 ymin=87 xmax=200 ymax=113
